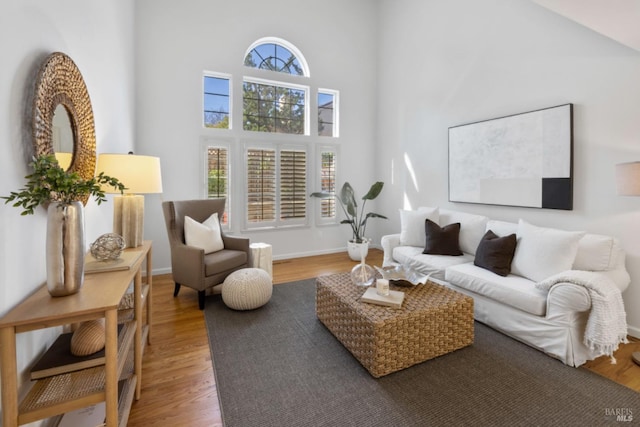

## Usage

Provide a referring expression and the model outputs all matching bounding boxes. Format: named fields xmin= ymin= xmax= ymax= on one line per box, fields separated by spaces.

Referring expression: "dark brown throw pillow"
xmin=474 ymin=230 xmax=517 ymax=276
xmin=423 ymin=219 xmax=463 ymax=256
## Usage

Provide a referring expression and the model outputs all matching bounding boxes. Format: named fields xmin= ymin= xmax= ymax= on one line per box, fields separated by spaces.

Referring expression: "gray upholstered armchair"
xmin=162 ymin=199 xmax=250 ymax=309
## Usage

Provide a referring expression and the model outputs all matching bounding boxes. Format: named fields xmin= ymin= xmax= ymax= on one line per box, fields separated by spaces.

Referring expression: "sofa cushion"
xmin=488 ymin=222 xmax=616 ymax=272
xmin=439 ymin=209 xmax=489 ymax=255
xmin=511 ymin=220 xmax=584 ymax=282
xmin=474 ymin=230 xmax=517 ymax=277
xmin=445 ymin=263 xmax=548 ymax=316
xmin=392 ymin=246 xmax=472 ymax=280
xmin=485 ymin=219 xmax=518 ymax=237
xmin=399 ymin=207 xmax=439 ymax=247
xmin=184 ymin=213 xmax=224 ymax=254
xmin=423 ymin=219 xmax=463 ymax=256
xmin=573 ymin=234 xmax=617 ymax=272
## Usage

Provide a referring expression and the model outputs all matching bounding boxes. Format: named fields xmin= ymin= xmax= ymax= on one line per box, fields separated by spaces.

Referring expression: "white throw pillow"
xmin=511 ymin=219 xmax=584 ymax=282
xmin=439 ymin=209 xmax=489 ymax=255
xmin=485 ymin=220 xmax=518 ymax=237
xmin=184 ymin=213 xmax=224 ymax=254
xmin=399 ymin=207 xmax=439 ymax=248
xmin=572 ymin=234 xmax=615 ymax=271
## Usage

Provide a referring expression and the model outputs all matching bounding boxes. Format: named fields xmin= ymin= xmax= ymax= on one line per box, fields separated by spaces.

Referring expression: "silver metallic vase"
xmin=46 ymin=201 xmax=85 ymax=296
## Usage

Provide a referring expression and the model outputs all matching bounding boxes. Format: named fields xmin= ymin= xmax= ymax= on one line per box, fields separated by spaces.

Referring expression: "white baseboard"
xmin=150 ymin=245 xmax=382 ymax=277
xmin=273 ymin=244 xmax=383 ymax=261
xmin=151 ymin=267 xmax=172 ymax=276
xmin=273 ymin=247 xmax=345 ymax=261
xmin=627 ymin=325 xmax=640 ymax=339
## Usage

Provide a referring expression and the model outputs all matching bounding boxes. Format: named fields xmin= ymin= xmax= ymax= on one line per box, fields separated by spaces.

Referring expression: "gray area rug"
xmin=205 ymin=279 xmax=640 ymax=427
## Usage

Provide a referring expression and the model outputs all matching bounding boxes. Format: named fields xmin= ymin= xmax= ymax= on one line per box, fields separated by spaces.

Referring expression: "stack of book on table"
xmin=360 ymin=287 xmax=405 ymax=309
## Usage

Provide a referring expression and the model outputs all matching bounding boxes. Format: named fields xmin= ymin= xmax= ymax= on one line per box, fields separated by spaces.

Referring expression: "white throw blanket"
xmin=536 ymin=270 xmax=628 ymax=363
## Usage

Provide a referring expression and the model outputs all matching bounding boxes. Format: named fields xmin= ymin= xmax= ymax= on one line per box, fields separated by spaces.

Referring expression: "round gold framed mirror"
xmin=33 ymin=52 xmax=96 ymax=203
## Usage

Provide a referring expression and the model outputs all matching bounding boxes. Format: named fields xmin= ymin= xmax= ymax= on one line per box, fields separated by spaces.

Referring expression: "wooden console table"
xmin=0 ymin=241 xmax=153 ymax=427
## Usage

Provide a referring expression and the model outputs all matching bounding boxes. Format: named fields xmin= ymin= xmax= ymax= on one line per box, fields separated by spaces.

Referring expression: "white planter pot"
xmin=347 ymin=240 xmax=369 ymax=262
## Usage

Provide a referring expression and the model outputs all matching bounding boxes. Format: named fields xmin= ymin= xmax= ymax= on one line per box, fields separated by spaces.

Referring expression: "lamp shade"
xmin=616 ymin=161 xmax=640 ymax=196
xmin=96 ymin=154 xmax=163 ymax=194
xmin=54 ymin=152 xmax=73 ymax=170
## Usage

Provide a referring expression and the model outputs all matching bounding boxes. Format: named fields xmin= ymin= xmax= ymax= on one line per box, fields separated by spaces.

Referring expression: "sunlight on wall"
xmin=391 ymin=158 xmax=395 ymax=185
xmin=404 ymin=152 xmax=419 ymax=193
xmin=403 ymin=193 xmax=414 ymax=210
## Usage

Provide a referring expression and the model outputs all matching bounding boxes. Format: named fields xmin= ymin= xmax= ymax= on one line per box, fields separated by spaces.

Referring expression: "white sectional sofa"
xmin=381 ymin=208 xmax=630 ymax=367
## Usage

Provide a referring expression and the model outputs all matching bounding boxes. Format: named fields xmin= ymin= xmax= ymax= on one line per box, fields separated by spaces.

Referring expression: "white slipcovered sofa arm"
xmin=381 ymin=234 xmax=401 ymax=267
xmin=543 ymin=267 xmax=630 ymax=315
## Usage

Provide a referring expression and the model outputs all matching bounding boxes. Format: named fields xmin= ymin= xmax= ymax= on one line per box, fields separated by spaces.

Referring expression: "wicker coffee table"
xmin=316 ymin=272 xmax=474 ymax=377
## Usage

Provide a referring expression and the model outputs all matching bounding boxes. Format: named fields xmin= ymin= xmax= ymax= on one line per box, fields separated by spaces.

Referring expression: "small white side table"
xmin=250 ymin=242 xmax=273 ymax=278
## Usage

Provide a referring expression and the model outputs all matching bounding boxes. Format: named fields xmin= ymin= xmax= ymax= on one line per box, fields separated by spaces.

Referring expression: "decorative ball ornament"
xmin=90 ymin=233 xmax=125 ymax=261
xmin=70 ymin=319 xmax=105 ymax=356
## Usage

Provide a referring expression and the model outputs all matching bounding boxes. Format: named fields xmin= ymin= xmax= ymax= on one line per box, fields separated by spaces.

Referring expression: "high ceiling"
xmin=532 ymin=0 xmax=640 ymax=52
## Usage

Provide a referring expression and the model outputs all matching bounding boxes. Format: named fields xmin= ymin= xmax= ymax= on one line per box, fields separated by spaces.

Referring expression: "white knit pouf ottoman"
xmin=222 ymin=268 xmax=273 ymax=310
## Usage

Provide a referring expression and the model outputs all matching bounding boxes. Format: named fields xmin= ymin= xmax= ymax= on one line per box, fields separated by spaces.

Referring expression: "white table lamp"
xmin=96 ymin=153 xmax=163 ymax=248
xmin=615 ymin=161 xmax=640 ymax=366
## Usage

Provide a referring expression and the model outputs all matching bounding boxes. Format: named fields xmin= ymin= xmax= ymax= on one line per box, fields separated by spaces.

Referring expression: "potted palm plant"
xmin=311 ymin=181 xmax=387 ymax=261
xmin=3 ymin=154 xmax=125 ymax=296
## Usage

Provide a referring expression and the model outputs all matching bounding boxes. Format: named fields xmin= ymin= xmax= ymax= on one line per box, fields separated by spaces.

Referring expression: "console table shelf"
xmin=0 ymin=241 xmax=153 ymax=427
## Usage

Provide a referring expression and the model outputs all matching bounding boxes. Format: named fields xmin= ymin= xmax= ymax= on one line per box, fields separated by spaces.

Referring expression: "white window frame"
xmin=203 ymin=71 xmax=233 ymax=130
xmin=242 ymin=141 xmax=310 ymax=231
xmin=317 ymin=88 xmax=339 ymax=138
xmin=242 ymin=76 xmax=310 ymax=136
xmin=243 ymin=37 xmax=310 ymax=77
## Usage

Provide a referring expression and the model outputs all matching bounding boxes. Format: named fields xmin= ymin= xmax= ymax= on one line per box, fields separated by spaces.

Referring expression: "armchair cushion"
xmin=205 ymin=250 xmax=248 ymax=276
xmin=184 ymin=213 xmax=224 ymax=254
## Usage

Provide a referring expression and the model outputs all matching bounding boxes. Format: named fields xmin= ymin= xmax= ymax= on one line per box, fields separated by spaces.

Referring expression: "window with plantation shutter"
xmin=206 ymin=147 xmax=229 ymax=224
xmin=280 ymin=150 xmax=307 ymax=220
xmin=247 ymin=149 xmax=276 ymax=223
xmin=245 ymin=146 xmax=308 ymax=228
xmin=320 ymin=151 xmax=337 ymax=218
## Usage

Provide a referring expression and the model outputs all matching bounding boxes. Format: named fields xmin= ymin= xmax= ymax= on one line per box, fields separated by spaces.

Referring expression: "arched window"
xmin=202 ymin=37 xmax=339 ymax=231
xmin=244 ymin=37 xmax=309 ymax=77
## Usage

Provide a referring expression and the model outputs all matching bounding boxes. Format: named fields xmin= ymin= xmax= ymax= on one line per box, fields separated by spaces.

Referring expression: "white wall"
xmin=137 ymin=0 xmax=640 ymax=335
xmin=375 ymin=0 xmax=640 ymax=336
xmin=0 ymin=2 xmax=637 ymax=418
xmin=135 ymin=0 xmax=379 ymax=271
xmin=0 ymin=1 xmax=135 ymax=423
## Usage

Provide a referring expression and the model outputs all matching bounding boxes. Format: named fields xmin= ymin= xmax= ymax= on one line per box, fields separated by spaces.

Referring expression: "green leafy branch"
xmin=311 ymin=181 xmax=387 ymax=243
xmin=3 ymin=154 xmax=126 ymax=215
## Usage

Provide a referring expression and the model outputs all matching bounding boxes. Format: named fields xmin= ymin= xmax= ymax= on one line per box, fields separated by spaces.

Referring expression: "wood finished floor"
xmin=127 ymin=249 xmax=640 ymax=426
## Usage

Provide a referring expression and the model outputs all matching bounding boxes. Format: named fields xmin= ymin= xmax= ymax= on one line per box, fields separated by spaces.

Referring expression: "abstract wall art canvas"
xmin=448 ymin=104 xmax=573 ymax=210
